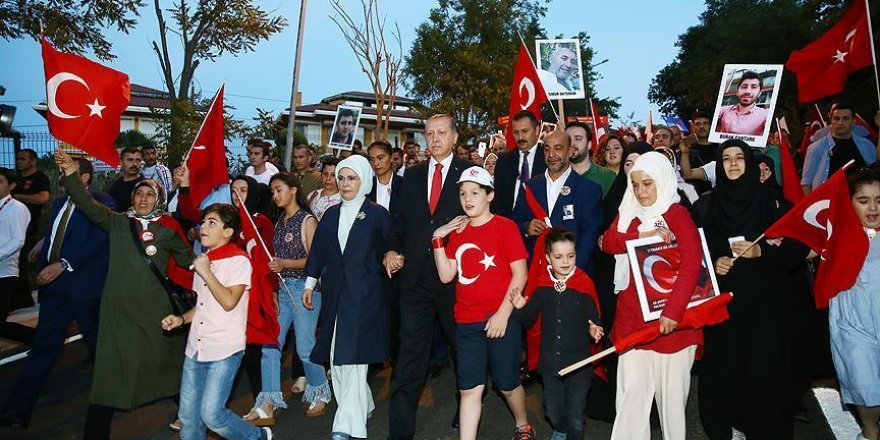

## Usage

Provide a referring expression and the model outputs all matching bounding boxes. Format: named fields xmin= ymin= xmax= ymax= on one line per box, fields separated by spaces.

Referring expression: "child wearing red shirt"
xmin=432 ymin=166 xmax=535 ymax=440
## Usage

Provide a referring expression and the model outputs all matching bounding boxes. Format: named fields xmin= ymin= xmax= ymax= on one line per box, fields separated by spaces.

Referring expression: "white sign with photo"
xmin=708 ymin=64 xmax=783 ymax=148
xmin=328 ymin=105 xmax=363 ymax=151
xmin=534 ymin=38 xmax=585 ymax=100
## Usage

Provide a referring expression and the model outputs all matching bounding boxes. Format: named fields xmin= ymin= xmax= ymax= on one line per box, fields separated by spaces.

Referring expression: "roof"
xmin=129 ymin=84 xmax=172 ymax=109
xmin=320 ymin=91 xmax=417 ymax=106
xmin=285 ymin=102 xmax=422 ymax=120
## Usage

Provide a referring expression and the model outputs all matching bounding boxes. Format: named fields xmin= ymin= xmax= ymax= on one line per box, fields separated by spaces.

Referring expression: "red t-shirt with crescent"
xmin=446 ymin=215 xmax=528 ymax=324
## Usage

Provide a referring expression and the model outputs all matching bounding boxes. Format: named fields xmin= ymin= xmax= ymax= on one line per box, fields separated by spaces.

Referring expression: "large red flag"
xmin=237 ymin=201 xmax=280 ymax=345
xmin=777 ymin=123 xmax=805 ymax=204
xmin=41 ymin=37 xmax=130 ymax=167
xmin=186 ymin=85 xmax=228 ymax=205
xmin=506 ymin=43 xmax=548 ymax=148
xmin=785 ymin=0 xmax=874 ymax=103
xmin=764 ymin=167 xmax=868 ymax=308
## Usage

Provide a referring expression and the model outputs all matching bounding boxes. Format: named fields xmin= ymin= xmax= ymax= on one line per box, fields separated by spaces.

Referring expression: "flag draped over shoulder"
xmin=237 ymin=202 xmax=280 ymax=345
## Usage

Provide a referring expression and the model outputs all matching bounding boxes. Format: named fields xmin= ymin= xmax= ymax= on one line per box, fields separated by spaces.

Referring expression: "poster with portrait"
xmin=626 ymin=228 xmax=721 ymax=322
xmin=328 ymin=104 xmax=363 ymax=151
xmin=534 ymin=38 xmax=585 ymax=100
xmin=708 ymin=64 xmax=783 ymax=147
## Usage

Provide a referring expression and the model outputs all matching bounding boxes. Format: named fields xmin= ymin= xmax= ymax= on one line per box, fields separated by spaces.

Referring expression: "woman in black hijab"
xmin=697 ymin=140 xmax=810 ymax=440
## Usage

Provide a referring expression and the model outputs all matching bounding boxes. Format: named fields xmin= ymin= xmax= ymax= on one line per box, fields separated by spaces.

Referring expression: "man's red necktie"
xmin=429 ymin=163 xmax=443 ymax=214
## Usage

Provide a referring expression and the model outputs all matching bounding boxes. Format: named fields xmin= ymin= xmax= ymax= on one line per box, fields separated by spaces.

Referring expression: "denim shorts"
xmin=455 ymin=319 xmax=522 ymax=391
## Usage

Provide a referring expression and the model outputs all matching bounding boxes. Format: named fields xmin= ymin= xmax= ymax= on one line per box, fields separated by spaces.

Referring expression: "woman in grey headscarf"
xmin=303 ymin=155 xmax=393 ymax=440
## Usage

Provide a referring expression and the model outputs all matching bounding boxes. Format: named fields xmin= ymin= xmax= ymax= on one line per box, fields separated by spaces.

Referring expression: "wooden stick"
xmin=557 ymin=99 xmax=565 ymax=127
xmin=730 ymin=233 xmax=765 ymax=263
xmin=558 ymin=345 xmax=616 ymax=376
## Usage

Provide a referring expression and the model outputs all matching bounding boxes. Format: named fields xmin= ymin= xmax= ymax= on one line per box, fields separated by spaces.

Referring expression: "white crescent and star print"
xmin=454 ymin=243 xmax=496 ymax=285
xmin=46 ymin=72 xmax=106 ymax=119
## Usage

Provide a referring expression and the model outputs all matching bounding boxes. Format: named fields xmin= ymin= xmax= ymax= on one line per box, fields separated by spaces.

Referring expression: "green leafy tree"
xmin=649 ymin=0 xmax=878 ymax=141
xmin=1 ymin=0 xmax=143 ymax=60
xmin=115 ymin=129 xmax=156 ymax=148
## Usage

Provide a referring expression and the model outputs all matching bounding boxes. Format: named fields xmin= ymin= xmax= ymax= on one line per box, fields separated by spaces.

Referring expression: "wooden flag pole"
xmin=557 ymin=99 xmax=565 ymax=127
xmin=559 ymin=346 xmax=616 ymax=376
xmin=730 ymin=234 xmax=765 ymax=263
xmin=814 ymin=103 xmax=827 ymax=127
xmin=864 ymin=0 xmax=880 ymax=107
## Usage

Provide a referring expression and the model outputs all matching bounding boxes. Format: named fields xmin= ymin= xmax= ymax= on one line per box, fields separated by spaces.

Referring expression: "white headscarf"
xmin=335 ymin=155 xmax=375 ymax=251
xmin=613 ymin=152 xmax=681 ymax=292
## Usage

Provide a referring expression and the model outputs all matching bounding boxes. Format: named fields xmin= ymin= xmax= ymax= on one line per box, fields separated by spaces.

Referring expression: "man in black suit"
xmin=493 ymin=110 xmax=547 ymax=218
xmin=384 ymin=114 xmax=469 ymax=440
xmin=366 ymin=140 xmax=403 ymax=214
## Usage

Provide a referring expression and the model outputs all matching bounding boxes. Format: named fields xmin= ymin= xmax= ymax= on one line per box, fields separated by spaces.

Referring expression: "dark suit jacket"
xmin=493 ymin=144 xmax=547 ymax=218
xmin=367 ymin=173 xmax=403 ymax=216
xmin=39 ymin=191 xmax=115 ymax=301
xmin=305 ymin=199 xmax=392 ymax=366
xmin=387 ymin=156 xmax=469 ymax=290
xmin=512 ymin=170 xmax=603 ymax=269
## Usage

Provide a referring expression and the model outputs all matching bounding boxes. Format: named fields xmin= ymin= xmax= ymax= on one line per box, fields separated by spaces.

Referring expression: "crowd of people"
xmin=0 ymin=104 xmax=878 ymax=440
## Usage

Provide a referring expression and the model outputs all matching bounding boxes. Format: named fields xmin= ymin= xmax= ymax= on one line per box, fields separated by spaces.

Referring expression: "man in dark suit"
xmin=0 ymin=158 xmax=113 ymax=429
xmin=384 ymin=114 xmax=469 ymax=440
xmin=512 ymin=131 xmax=603 ymax=270
xmin=493 ymin=110 xmax=547 ymax=218
xmin=366 ymin=140 xmax=403 ymax=215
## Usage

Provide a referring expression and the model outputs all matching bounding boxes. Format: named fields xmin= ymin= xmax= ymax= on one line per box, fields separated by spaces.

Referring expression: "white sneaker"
xmin=262 ymin=427 xmax=274 ymax=440
xmin=732 ymin=428 xmax=747 ymax=440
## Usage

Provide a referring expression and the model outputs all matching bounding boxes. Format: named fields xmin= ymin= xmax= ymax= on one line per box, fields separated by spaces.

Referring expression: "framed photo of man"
xmin=708 ymin=64 xmax=783 ymax=147
xmin=329 ymin=105 xmax=363 ymax=151
xmin=626 ymin=228 xmax=721 ymax=322
xmin=534 ymin=38 xmax=585 ymax=100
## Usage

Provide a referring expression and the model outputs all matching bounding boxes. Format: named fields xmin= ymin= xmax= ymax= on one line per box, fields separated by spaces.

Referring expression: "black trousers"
xmin=388 ymin=265 xmax=457 ymax=440
xmin=542 ymin=368 xmax=592 ymax=440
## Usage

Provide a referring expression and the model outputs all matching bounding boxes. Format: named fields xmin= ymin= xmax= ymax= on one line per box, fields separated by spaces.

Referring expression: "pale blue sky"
xmin=0 ymin=0 xmax=707 ymax=130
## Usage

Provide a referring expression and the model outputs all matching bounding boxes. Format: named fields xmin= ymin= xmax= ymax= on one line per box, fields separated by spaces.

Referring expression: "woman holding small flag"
xmin=828 ymin=168 xmax=880 ymax=440
xmin=599 ymin=151 xmax=703 ymax=440
xmin=696 ymin=139 xmax=811 ymax=440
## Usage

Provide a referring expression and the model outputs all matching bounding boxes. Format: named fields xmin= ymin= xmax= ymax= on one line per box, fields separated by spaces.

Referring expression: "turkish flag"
xmin=186 ymin=85 xmax=229 ymax=205
xmin=854 ymin=113 xmax=879 ymax=140
xmin=590 ymin=99 xmax=607 ymax=146
xmin=506 ymin=43 xmax=548 ymax=148
xmin=778 ymin=125 xmax=805 ymax=204
xmin=41 ymin=37 xmax=130 ymax=168
xmin=764 ymin=167 xmax=868 ymax=307
xmin=237 ymin=201 xmax=280 ymax=345
xmin=799 ymin=106 xmax=826 ymax=157
xmin=785 ymin=0 xmax=874 ymax=103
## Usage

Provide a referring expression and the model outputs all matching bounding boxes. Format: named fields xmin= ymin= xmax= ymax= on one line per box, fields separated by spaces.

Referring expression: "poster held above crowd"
xmin=708 ymin=64 xmax=783 ymax=148
xmin=328 ymin=104 xmax=363 ymax=151
xmin=534 ymin=38 xmax=585 ymax=100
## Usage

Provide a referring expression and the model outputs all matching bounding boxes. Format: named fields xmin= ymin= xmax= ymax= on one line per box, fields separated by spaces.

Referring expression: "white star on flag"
xmin=479 ymin=253 xmax=496 ymax=271
xmin=832 ymin=49 xmax=848 ymax=63
xmin=86 ymin=98 xmax=106 ymax=117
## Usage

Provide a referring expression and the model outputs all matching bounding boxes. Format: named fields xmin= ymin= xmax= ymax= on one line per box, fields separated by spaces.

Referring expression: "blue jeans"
xmin=178 ymin=351 xmax=261 ymax=440
xmin=257 ymin=277 xmax=330 ymax=408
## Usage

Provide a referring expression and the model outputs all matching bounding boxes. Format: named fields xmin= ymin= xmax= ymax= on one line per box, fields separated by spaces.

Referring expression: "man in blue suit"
xmin=0 ymin=158 xmax=113 ymax=429
xmin=513 ymin=130 xmax=603 ymax=270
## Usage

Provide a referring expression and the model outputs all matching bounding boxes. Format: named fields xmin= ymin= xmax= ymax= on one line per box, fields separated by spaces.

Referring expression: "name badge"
xmin=562 ymin=204 xmax=574 ymax=221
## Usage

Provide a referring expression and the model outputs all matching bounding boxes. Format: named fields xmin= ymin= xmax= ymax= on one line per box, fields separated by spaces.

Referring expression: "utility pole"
xmin=284 ymin=0 xmax=308 ymax=170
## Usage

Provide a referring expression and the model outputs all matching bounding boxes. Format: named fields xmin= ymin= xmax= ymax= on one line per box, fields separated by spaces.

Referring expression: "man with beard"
xmin=512 ymin=131 xmax=602 ymax=267
xmin=493 ymin=111 xmax=547 ymax=218
xmin=717 ymin=71 xmax=768 ymax=136
xmin=106 ymin=147 xmax=144 ymax=212
xmin=566 ymin=121 xmax=616 ymax=197
xmin=537 ymin=44 xmax=579 ymax=94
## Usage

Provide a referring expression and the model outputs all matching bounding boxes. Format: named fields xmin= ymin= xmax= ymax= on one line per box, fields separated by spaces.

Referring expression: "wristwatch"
xmin=59 ymin=259 xmax=73 ymax=272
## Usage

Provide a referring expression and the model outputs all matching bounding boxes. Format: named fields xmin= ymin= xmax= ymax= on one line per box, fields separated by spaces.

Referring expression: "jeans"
xmin=257 ymin=277 xmax=330 ymax=408
xmin=178 ymin=351 xmax=261 ymax=440
xmin=542 ymin=369 xmax=591 ymax=440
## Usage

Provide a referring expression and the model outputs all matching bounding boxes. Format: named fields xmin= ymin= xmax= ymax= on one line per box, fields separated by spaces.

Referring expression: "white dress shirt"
xmin=427 ymin=154 xmax=453 ymax=201
xmin=0 ymin=195 xmax=31 ymax=278
xmin=375 ymin=178 xmax=392 ymax=210
xmin=545 ymin=166 xmax=572 ymax=215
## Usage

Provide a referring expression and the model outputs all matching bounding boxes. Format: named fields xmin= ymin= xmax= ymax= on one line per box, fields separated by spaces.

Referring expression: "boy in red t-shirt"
xmin=432 ymin=166 xmax=535 ymax=440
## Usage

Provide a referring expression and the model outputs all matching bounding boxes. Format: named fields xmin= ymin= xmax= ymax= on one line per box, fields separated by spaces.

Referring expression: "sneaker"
xmin=511 ymin=424 xmax=536 ymax=440
xmin=732 ymin=428 xmax=747 ymax=440
xmin=261 ymin=427 xmax=274 ymax=440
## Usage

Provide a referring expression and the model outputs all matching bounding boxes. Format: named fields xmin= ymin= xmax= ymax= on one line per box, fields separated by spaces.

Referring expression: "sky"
xmin=0 ymin=0 xmax=707 ymax=131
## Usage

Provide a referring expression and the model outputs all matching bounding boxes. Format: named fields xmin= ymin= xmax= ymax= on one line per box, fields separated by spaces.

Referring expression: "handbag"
xmin=128 ymin=218 xmax=196 ymax=315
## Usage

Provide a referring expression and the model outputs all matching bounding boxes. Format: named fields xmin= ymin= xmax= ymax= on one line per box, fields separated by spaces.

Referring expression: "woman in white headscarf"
xmin=598 ymin=152 xmax=703 ymax=440
xmin=302 ymin=155 xmax=393 ymax=440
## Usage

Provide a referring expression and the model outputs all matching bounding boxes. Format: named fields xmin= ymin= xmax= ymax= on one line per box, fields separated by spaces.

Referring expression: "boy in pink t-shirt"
xmin=432 ymin=166 xmax=535 ymax=440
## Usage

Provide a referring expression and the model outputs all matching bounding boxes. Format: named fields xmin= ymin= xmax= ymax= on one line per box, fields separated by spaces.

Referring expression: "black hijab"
xmin=602 ymin=142 xmax=653 ymax=230
xmin=231 ymin=175 xmax=264 ymax=215
xmin=707 ymin=140 xmax=781 ymax=247
xmin=756 ymin=154 xmax=783 ymax=198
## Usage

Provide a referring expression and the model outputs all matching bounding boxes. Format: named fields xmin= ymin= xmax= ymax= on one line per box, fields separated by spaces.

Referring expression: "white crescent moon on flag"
xmin=46 ymin=72 xmax=90 ymax=119
xmin=455 ymin=243 xmax=481 ymax=285
xmin=643 ymin=255 xmax=672 ymax=293
xmin=246 ymin=238 xmax=257 ymax=257
xmin=803 ymin=199 xmax=830 ymax=231
xmin=518 ymin=77 xmax=535 ymax=110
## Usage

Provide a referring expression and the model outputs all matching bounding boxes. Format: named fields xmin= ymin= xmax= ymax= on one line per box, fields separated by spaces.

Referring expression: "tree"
xmin=150 ymin=0 xmax=286 ymax=156
xmin=1 ymin=0 xmax=143 ymax=60
xmin=648 ymin=0 xmax=878 ymax=141
xmin=116 ymin=129 xmax=155 ymax=148
xmin=404 ymin=0 xmax=618 ymax=141
xmin=330 ymin=0 xmax=403 ymax=142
